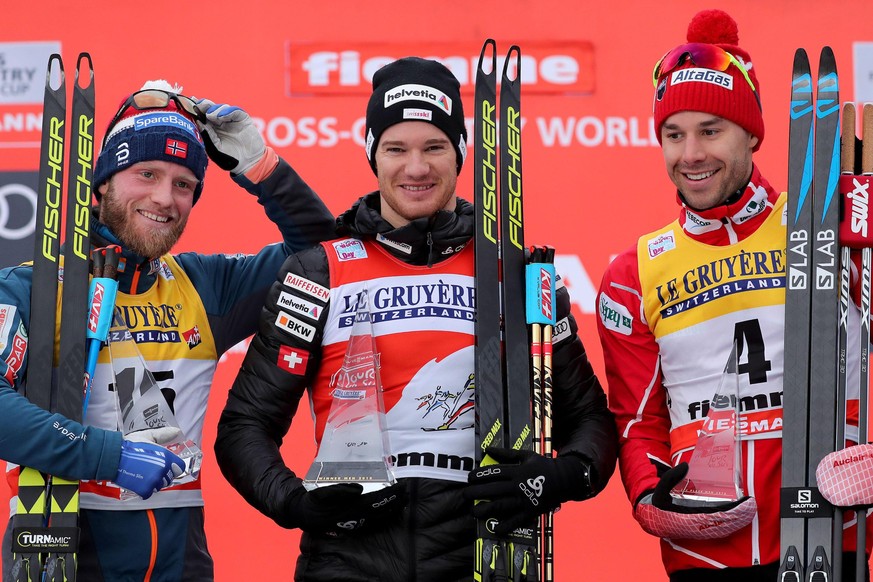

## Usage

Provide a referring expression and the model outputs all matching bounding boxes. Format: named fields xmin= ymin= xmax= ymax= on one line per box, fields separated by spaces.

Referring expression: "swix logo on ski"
xmin=111 ymin=302 xmax=182 ymax=344
xmin=283 ymin=273 xmax=330 ymax=302
xmin=670 ymin=67 xmax=733 ymax=90
xmin=277 ymin=291 xmax=322 ymax=321
xmin=655 ymin=249 xmax=785 ymax=317
xmin=384 ymin=84 xmax=451 ymax=114
xmin=337 ymin=281 xmax=475 ymax=328
xmin=288 ymin=42 xmax=595 ymax=96
xmin=88 ymin=282 xmax=105 ymax=333
xmin=847 ymin=176 xmax=872 ymax=237
xmin=647 ymin=232 xmax=676 ymax=258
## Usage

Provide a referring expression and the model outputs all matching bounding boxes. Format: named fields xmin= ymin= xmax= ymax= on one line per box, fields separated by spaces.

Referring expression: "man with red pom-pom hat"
xmin=596 ymin=8 xmax=871 ymax=581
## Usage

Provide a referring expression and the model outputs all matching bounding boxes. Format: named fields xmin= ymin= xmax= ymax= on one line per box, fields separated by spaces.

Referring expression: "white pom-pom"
xmin=139 ymin=79 xmax=183 ymax=93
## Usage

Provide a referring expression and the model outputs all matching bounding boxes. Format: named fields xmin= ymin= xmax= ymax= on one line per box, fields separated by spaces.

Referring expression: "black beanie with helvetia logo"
xmin=365 ymin=57 xmax=467 ymax=176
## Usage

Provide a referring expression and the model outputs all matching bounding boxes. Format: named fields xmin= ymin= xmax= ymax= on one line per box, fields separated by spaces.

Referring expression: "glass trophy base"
xmin=302 ymin=461 xmax=395 ymax=493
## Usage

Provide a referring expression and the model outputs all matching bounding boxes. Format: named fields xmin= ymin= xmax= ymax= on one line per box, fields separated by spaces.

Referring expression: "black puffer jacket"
xmin=215 ymin=193 xmax=617 ymax=581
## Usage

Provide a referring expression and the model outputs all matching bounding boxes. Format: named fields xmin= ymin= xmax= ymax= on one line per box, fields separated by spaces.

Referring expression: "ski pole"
xmin=83 ymin=245 xmax=120 ymax=419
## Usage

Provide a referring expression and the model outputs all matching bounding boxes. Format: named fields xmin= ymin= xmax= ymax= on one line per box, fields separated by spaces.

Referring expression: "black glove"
xmin=464 ymin=447 xmax=592 ymax=536
xmin=649 ymin=462 xmax=748 ymax=513
xmin=283 ymin=482 xmax=406 ymax=536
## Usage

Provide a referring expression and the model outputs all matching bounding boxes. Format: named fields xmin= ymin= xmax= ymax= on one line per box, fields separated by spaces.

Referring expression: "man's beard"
xmin=99 ymin=185 xmax=187 ymax=259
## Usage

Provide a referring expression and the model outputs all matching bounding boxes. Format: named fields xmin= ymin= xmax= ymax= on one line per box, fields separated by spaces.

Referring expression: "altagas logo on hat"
xmin=384 ymin=83 xmax=452 ymax=114
xmin=670 ymin=67 xmax=733 ymax=90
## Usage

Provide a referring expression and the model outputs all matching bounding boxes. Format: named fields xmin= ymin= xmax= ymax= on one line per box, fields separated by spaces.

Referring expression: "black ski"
xmin=10 ymin=52 xmax=94 ymax=582
xmin=779 ymin=47 xmax=815 ymax=582
xmin=473 ymin=39 xmax=537 ymax=581
xmin=498 ymin=46 xmax=537 ymax=582
xmin=805 ymin=46 xmax=840 ymax=582
xmin=43 ymin=52 xmax=95 ymax=582
xmin=11 ymin=53 xmax=66 ymax=582
xmin=779 ymin=46 xmax=841 ymax=582
xmin=473 ymin=38 xmax=507 ymax=582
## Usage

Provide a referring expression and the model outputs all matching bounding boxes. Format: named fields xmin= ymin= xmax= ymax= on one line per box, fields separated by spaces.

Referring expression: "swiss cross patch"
xmin=165 ymin=139 xmax=189 ymax=159
xmin=277 ymin=345 xmax=309 ymax=375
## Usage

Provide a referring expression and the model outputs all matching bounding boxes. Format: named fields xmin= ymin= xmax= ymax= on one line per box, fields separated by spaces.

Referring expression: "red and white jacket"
xmin=596 ymin=166 xmax=867 ymax=574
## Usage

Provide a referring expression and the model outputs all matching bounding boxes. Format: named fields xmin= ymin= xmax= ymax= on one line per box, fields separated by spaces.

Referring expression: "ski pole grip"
xmin=839 ymin=175 xmax=873 ymax=249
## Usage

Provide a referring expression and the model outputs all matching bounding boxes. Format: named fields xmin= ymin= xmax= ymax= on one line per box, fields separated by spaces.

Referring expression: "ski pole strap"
xmin=525 ymin=246 xmax=556 ymax=325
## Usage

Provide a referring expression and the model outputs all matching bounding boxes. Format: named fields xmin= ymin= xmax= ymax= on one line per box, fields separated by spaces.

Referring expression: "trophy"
xmin=671 ymin=341 xmax=744 ymax=503
xmin=303 ymin=289 xmax=395 ymax=492
xmin=107 ymin=320 xmax=203 ymax=499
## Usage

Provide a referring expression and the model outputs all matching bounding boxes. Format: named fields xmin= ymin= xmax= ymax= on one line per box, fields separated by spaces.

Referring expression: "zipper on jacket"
xmin=426 ymin=232 xmax=435 ymax=268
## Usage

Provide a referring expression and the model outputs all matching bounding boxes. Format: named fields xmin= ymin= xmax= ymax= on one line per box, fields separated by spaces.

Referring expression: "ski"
xmin=473 ymin=39 xmax=538 ymax=581
xmin=473 ymin=37 xmax=505 ymax=582
xmin=10 ymin=52 xmax=94 ymax=582
xmin=836 ymin=101 xmax=873 ymax=582
xmin=779 ymin=47 xmax=815 ymax=582
xmin=779 ymin=46 xmax=841 ymax=582
xmin=498 ymin=45 xmax=537 ymax=582
xmin=42 ymin=52 xmax=95 ymax=582
xmin=805 ymin=46 xmax=840 ymax=582
xmin=11 ymin=54 xmax=66 ymax=582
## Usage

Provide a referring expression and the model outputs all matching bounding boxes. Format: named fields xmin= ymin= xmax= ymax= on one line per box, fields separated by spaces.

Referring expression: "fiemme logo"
xmin=286 ymin=41 xmax=595 ymax=96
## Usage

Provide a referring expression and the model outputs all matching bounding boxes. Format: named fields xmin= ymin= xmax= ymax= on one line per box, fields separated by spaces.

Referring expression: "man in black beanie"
xmin=215 ymin=56 xmax=617 ymax=580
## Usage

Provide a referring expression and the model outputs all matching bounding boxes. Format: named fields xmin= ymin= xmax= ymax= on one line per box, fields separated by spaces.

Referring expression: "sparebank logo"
xmin=287 ymin=41 xmax=595 ymax=96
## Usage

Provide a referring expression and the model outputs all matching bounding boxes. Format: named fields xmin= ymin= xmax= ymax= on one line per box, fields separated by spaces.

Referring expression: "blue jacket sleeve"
xmin=0 ymin=266 xmax=123 ymax=481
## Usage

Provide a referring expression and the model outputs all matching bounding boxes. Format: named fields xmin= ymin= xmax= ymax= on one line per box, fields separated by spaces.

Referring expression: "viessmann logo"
xmin=286 ymin=41 xmax=595 ymax=96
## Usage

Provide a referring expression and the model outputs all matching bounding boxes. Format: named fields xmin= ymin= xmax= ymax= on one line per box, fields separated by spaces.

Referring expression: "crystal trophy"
xmin=671 ymin=341 xmax=744 ymax=504
xmin=303 ymin=289 xmax=395 ymax=493
xmin=107 ymin=321 xmax=203 ymax=499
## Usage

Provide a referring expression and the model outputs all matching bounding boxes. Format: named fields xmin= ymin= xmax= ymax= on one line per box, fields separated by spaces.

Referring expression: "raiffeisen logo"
xmin=287 ymin=41 xmax=595 ymax=96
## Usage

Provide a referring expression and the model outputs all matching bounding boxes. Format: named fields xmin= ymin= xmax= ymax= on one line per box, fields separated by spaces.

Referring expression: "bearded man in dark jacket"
xmin=215 ymin=56 xmax=617 ymax=581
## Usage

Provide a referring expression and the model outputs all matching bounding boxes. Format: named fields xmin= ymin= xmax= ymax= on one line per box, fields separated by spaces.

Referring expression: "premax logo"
xmin=287 ymin=41 xmax=595 ymax=96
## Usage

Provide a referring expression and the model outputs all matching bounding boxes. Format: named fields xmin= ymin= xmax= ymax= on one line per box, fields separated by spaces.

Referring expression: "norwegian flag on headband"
xmin=165 ymin=139 xmax=189 ymax=159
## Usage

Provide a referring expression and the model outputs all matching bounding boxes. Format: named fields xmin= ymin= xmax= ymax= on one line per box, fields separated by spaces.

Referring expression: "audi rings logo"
xmin=0 ymin=183 xmax=37 ymax=241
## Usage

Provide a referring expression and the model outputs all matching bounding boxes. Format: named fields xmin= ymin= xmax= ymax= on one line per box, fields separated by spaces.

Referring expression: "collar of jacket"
xmin=90 ymin=209 xmax=161 ymax=293
xmin=676 ymin=165 xmax=780 ymax=245
xmin=336 ymin=192 xmax=475 ymax=266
